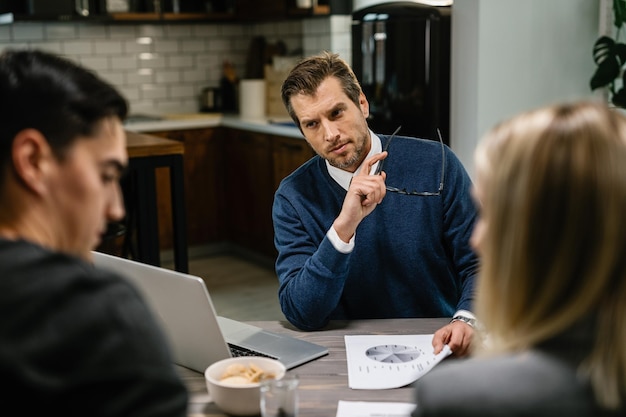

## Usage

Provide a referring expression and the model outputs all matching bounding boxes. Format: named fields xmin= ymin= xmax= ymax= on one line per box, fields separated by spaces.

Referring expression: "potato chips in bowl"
xmin=205 ymin=356 xmax=286 ymax=415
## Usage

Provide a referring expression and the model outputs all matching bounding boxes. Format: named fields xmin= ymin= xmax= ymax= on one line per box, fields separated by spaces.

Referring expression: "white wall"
xmin=451 ymin=0 xmax=600 ymax=177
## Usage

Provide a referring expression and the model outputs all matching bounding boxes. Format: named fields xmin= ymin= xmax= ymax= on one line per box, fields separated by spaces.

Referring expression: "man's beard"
xmin=327 ymin=136 xmax=367 ymax=170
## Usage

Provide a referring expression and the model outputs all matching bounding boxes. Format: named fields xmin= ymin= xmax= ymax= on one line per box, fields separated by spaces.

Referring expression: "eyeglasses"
xmin=377 ymin=127 xmax=446 ymax=197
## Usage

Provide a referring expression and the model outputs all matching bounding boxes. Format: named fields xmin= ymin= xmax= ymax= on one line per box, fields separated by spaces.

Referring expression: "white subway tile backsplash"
xmin=98 ymin=71 xmax=125 ymax=86
xmin=155 ymin=69 xmax=182 ymax=84
xmin=181 ymin=39 xmax=206 ymax=53
xmin=232 ymin=37 xmax=250 ymax=50
xmin=77 ymin=24 xmax=108 ymax=39
xmin=94 ymin=40 xmax=124 ymax=54
xmin=126 ymin=69 xmax=156 ymax=85
xmin=192 ymin=24 xmax=217 ymax=37
xmin=164 ymin=24 xmax=193 ymax=38
xmin=45 ymin=23 xmax=78 ymax=39
xmin=62 ymin=40 xmax=94 ymax=55
xmin=206 ymin=67 xmax=223 ymax=83
xmin=122 ymin=86 xmax=141 ymax=101
xmin=220 ymin=24 xmax=246 ymax=37
xmin=207 ymin=38 xmax=231 ymax=52
xmin=108 ymin=25 xmax=137 ymax=39
xmin=141 ymin=83 xmax=169 ymax=99
xmin=136 ymin=25 xmax=166 ymax=37
xmin=137 ymin=53 xmax=166 ymax=69
xmin=80 ymin=56 xmax=110 ymax=71
xmin=182 ymin=68 xmax=208 ymax=83
xmin=124 ymin=39 xmax=153 ymax=53
xmin=30 ymin=42 xmax=63 ymax=55
xmin=0 ymin=17 xmax=344 ymax=115
xmin=169 ymin=84 xmax=195 ymax=98
xmin=12 ymin=23 xmax=45 ymax=41
xmin=154 ymin=39 xmax=180 ymax=53
xmin=195 ymin=52 xmax=218 ymax=67
xmin=110 ymin=55 xmax=138 ymax=70
xmin=166 ymin=54 xmax=194 ymax=68
xmin=154 ymin=98 xmax=197 ymax=113
xmin=0 ymin=26 xmax=10 ymax=40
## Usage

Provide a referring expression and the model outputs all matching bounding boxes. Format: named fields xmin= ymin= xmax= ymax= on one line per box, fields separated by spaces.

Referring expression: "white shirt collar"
xmin=327 ymin=129 xmax=382 ymax=191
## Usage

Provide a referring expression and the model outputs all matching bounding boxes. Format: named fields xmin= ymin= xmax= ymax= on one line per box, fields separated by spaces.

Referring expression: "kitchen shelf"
xmin=1 ymin=10 xmax=235 ymax=24
xmin=287 ymin=4 xmax=330 ymax=17
xmin=110 ymin=11 xmax=234 ymax=22
xmin=108 ymin=12 xmax=161 ymax=21
xmin=161 ymin=11 xmax=234 ymax=21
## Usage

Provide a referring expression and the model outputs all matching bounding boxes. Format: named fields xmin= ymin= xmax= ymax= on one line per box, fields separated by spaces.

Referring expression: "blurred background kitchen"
xmin=0 ymin=0 xmax=603 ymax=320
xmin=0 ymin=0 xmax=352 ymax=116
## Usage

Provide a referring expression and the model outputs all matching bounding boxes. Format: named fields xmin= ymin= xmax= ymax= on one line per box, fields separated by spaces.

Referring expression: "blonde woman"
xmin=412 ymin=101 xmax=626 ymax=416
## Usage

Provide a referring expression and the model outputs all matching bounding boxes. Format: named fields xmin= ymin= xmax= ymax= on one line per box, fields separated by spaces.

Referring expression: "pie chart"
xmin=365 ymin=344 xmax=422 ymax=363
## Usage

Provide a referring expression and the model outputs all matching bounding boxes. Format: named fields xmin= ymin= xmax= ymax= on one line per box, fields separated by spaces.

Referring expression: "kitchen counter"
xmin=123 ymin=113 xmax=304 ymax=139
xmin=124 ymin=113 xmax=315 ymax=259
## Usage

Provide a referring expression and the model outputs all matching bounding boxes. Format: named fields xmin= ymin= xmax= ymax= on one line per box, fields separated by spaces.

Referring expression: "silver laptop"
xmin=91 ymin=251 xmax=328 ymax=372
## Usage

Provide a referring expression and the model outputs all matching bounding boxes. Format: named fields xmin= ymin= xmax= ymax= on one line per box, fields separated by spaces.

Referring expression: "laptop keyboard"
xmin=228 ymin=343 xmax=278 ymax=360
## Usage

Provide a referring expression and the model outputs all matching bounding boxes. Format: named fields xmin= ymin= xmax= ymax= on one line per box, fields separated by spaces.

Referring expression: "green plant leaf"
xmin=590 ymin=57 xmax=620 ymax=90
xmin=612 ymin=86 xmax=626 ymax=107
xmin=593 ymin=36 xmax=616 ymax=64
xmin=590 ymin=1 xmax=626 ymax=103
xmin=615 ymin=42 xmax=626 ymax=63
xmin=614 ymin=0 xmax=626 ymax=28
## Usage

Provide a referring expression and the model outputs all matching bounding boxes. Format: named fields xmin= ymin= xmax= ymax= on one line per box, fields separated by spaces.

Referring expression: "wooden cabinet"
xmin=146 ymin=125 xmax=312 ymax=260
xmin=286 ymin=0 xmax=331 ymax=17
xmin=149 ymin=127 xmax=224 ymax=249
xmin=234 ymin=0 xmax=333 ymax=21
xmin=106 ymin=0 xmax=235 ymax=22
xmin=223 ymin=128 xmax=276 ymax=258
xmin=235 ymin=0 xmax=286 ymax=21
xmin=271 ymin=134 xmax=315 ymax=190
xmin=2 ymin=0 xmax=235 ymax=22
xmin=222 ymin=129 xmax=314 ymax=258
xmin=2 ymin=0 xmax=337 ymax=23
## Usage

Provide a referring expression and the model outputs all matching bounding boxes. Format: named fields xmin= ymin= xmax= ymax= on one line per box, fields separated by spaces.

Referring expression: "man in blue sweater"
xmin=273 ymin=51 xmax=478 ymax=356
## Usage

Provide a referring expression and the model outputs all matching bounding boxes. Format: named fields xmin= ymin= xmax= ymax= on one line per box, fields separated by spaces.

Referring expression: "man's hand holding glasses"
xmin=333 ymin=150 xmax=388 ymax=244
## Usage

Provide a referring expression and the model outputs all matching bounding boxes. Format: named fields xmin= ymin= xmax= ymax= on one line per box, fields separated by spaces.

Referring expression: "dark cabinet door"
xmin=150 ymin=127 xmax=224 ymax=249
xmin=235 ymin=0 xmax=286 ymax=20
xmin=136 ymin=126 xmax=310 ymax=261
xmin=272 ymin=135 xmax=315 ymax=191
xmin=224 ymin=128 xmax=276 ymax=258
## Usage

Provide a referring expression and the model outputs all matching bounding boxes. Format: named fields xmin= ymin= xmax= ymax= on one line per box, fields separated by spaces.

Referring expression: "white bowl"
xmin=205 ymin=356 xmax=287 ymax=416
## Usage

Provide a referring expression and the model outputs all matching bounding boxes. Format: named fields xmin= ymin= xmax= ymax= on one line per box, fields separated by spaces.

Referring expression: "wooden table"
xmin=124 ymin=131 xmax=188 ymax=272
xmin=178 ymin=318 xmax=450 ymax=417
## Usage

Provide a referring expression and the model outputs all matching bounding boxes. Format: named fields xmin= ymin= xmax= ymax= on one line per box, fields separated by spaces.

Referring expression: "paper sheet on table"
xmin=336 ymin=400 xmax=416 ymax=417
xmin=345 ymin=334 xmax=451 ymax=389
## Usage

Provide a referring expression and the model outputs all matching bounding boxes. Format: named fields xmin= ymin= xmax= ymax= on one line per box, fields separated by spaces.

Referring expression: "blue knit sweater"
xmin=272 ymin=135 xmax=478 ymax=330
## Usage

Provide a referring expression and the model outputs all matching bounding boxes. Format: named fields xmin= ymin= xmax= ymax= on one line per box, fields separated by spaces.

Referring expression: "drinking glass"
xmin=260 ymin=375 xmax=299 ymax=417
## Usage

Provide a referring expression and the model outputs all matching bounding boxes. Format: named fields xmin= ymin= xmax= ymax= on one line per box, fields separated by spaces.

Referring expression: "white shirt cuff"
xmin=452 ymin=310 xmax=476 ymax=320
xmin=453 ymin=309 xmax=476 ymax=320
xmin=327 ymin=226 xmax=355 ymax=254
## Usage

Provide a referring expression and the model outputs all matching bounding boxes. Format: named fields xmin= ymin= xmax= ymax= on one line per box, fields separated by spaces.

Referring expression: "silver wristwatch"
xmin=450 ymin=315 xmax=476 ymax=328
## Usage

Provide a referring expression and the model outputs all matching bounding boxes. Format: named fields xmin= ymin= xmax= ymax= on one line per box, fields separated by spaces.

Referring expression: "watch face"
xmin=452 ymin=316 xmax=475 ymax=327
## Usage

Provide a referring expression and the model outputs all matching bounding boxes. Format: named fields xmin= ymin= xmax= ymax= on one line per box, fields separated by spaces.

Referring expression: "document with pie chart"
xmin=344 ymin=334 xmax=452 ymax=389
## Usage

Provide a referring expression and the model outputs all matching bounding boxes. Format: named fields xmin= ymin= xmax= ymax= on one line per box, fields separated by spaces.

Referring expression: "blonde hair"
xmin=473 ymin=101 xmax=626 ymax=409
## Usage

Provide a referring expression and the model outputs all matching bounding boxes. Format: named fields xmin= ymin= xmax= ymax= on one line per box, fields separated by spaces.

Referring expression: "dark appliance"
xmin=200 ymin=86 xmax=223 ymax=112
xmin=25 ymin=0 xmax=106 ymax=17
xmin=352 ymin=1 xmax=451 ymax=144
